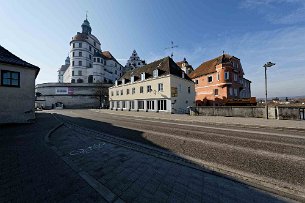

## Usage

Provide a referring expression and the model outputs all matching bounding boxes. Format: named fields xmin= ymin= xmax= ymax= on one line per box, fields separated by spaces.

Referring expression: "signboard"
xmin=55 ymin=87 xmax=68 ymax=95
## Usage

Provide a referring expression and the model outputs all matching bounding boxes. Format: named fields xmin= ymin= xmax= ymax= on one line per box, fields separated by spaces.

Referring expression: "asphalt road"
xmin=49 ymin=109 xmax=305 ymax=199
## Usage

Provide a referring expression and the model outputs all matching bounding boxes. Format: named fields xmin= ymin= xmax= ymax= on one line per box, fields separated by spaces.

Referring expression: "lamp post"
xmin=263 ymin=62 xmax=276 ymax=119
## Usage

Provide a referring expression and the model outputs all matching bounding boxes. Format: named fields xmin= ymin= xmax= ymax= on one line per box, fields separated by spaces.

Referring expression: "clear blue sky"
xmin=1 ymin=0 xmax=304 ymax=98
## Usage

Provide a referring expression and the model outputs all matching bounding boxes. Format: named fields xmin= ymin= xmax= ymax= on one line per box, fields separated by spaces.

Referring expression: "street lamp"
xmin=263 ymin=62 xmax=276 ymax=119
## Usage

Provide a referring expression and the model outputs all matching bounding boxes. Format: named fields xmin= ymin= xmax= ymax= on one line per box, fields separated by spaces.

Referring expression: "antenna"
xmin=165 ymin=41 xmax=178 ymax=59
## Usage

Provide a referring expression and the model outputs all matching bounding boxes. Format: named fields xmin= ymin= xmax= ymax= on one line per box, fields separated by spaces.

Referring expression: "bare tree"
xmin=94 ymin=83 xmax=109 ymax=109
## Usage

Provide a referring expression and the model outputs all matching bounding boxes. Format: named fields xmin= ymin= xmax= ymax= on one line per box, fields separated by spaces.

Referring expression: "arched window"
xmin=77 ymin=78 xmax=83 ymax=83
xmin=88 ymin=75 xmax=93 ymax=83
xmin=71 ymin=79 xmax=75 ymax=83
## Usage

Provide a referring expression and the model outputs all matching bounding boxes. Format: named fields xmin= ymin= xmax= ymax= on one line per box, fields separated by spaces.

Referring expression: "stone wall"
xmin=189 ymin=106 xmax=303 ymax=120
xmin=35 ymin=83 xmax=111 ymax=109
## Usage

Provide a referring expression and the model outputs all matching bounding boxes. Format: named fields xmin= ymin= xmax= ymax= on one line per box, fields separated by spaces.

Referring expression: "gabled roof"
xmin=189 ymin=54 xmax=237 ymax=79
xmin=0 ymin=45 xmax=40 ymax=76
xmin=119 ymin=57 xmax=192 ymax=82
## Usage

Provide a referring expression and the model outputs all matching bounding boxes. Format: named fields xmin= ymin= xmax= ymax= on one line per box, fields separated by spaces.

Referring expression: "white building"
xmin=109 ymin=57 xmax=195 ymax=114
xmin=0 ymin=45 xmax=40 ymax=123
xmin=125 ymin=50 xmax=146 ymax=71
xmin=61 ymin=17 xmax=124 ymax=84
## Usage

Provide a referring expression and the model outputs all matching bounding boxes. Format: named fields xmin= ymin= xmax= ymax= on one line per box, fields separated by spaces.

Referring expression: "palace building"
xmin=58 ymin=16 xmax=125 ymax=84
xmin=189 ymin=54 xmax=252 ymax=106
xmin=109 ymin=57 xmax=195 ymax=114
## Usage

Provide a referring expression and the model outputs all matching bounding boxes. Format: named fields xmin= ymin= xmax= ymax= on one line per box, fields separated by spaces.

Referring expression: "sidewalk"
xmin=0 ymin=113 xmax=106 ymax=202
xmin=93 ymin=109 xmax=305 ymax=130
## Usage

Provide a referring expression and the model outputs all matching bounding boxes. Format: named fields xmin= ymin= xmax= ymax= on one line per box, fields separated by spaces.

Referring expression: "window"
xmin=79 ymin=52 xmax=82 ymax=57
xmin=138 ymin=62 xmax=140 ymax=65
xmin=94 ymin=58 xmax=96 ymax=62
xmin=79 ymin=61 xmax=82 ymax=66
xmin=120 ymin=90 xmax=123 ymax=95
xmin=77 ymin=78 xmax=83 ymax=83
xmin=72 ymin=71 xmax=74 ymax=76
xmin=122 ymin=101 xmax=126 ymax=108
xmin=89 ymin=55 xmax=92 ymax=60
xmin=115 ymin=70 xmax=117 ymax=74
xmin=97 ymin=58 xmax=100 ymax=63
xmin=153 ymin=69 xmax=158 ymax=78
xmin=208 ymin=76 xmax=213 ymax=83
xmin=73 ymin=43 xmax=75 ymax=48
xmin=130 ymin=101 xmax=135 ymax=109
xmin=72 ymin=61 xmax=75 ymax=66
xmin=132 ymin=88 xmax=135 ymax=94
xmin=147 ymin=100 xmax=154 ymax=110
xmin=79 ymin=43 xmax=82 ymax=48
xmin=126 ymin=89 xmax=130 ymax=95
xmin=217 ymin=72 xmax=220 ymax=81
xmin=115 ymin=63 xmax=117 ymax=67
xmin=78 ymin=70 xmax=82 ymax=76
xmin=140 ymin=86 xmax=144 ymax=93
xmin=131 ymin=76 xmax=134 ymax=83
xmin=234 ymin=88 xmax=238 ymax=96
xmin=138 ymin=100 xmax=144 ymax=109
xmin=188 ymin=87 xmax=191 ymax=93
xmin=214 ymin=89 xmax=219 ymax=96
xmin=71 ymin=79 xmax=75 ymax=83
xmin=141 ymin=72 xmax=145 ymax=81
xmin=89 ymin=63 xmax=92 ymax=68
xmin=117 ymin=101 xmax=120 ymax=108
xmin=1 ymin=70 xmax=20 ymax=87
xmin=158 ymin=83 xmax=163 ymax=92
xmin=94 ymin=42 xmax=96 ymax=47
xmin=89 ymin=46 xmax=92 ymax=51
xmin=147 ymin=85 xmax=152 ymax=93
xmin=73 ymin=52 xmax=75 ymax=57
xmin=234 ymin=73 xmax=238 ymax=81
xmin=225 ymin=72 xmax=230 ymax=80
xmin=116 ymin=91 xmax=119 ymax=96
xmin=229 ymin=87 xmax=233 ymax=96
xmin=111 ymin=91 xmax=113 ymax=96
xmin=194 ymin=80 xmax=198 ymax=84
xmin=158 ymin=100 xmax=167 ymax=111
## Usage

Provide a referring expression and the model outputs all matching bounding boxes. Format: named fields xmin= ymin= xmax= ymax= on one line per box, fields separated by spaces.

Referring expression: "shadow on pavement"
xmin=49 ymin=112 xmax=289 ymax=203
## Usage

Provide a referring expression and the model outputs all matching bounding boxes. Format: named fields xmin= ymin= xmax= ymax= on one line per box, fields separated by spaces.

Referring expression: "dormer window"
xmin=153 ymin=69 xmax=159 ymax=78
xmin=141 ymin=72 xmax=146 ymax=81
xmin=131 ymin=76 xmax=134 ymax=83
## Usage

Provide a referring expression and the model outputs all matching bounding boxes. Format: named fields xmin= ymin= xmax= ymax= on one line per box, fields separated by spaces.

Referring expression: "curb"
xmin=92 ymin=109 xmax=305 ymax=132
xmin=45 ymin=114 xmax=124 ymax=203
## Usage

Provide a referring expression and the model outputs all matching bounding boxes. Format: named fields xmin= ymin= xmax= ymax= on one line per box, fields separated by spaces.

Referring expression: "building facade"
xmin=36 ymin=83 xmax=111 ymax=109
xmin=0 ymin=45 xmax=40 ymax=123
xmin=176 ymin=58 xmax=194 ymax=75
xmin=189 ymin=54 xmax=252 ymax=106
xmin=109 ymin=57 xmax=195 ymax=114
xmin=60 ymin=17 xmax=124 ymax=84
xmin=124 ymin=50 xmax=146 ymax=71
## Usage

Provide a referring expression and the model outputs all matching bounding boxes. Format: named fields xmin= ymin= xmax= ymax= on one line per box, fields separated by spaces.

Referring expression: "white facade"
xmin=109 ymin=57 xmax=195 ymax=114
xmin=60 ymin=17 xmax=124 ymax=84
xmin=125 ymin=50 xmax=146 ymax=71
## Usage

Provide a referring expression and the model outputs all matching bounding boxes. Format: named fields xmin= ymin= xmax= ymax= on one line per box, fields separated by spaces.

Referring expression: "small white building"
xmin=60 ymin=17 xmax=124 ymax=84
xmin=109 ymin=57 xmax=195 ymax=114
xmin=0 ymin=45 xmax=40 ymax=123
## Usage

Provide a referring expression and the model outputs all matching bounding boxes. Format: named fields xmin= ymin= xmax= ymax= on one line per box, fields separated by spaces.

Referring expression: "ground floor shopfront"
xmin=110 ymin=99 xmax=172 ymax=113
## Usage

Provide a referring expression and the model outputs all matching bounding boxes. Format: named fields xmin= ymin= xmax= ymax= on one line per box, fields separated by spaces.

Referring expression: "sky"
xmin=0 ymin=0 xmax=304 ymax=98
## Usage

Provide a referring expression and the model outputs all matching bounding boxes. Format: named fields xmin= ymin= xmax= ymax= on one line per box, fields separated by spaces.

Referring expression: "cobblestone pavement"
xmin=0 ymin=113 xmax=106 ymax=203
xmin=49 ymin=116 xmax=290 ymax=203
xmin=93 ymin=109 xmax=305 ymax=130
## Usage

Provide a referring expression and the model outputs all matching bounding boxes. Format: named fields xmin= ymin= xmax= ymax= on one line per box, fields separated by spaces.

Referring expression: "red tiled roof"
xmin=189 ymin=54 xmax=234 ymax=79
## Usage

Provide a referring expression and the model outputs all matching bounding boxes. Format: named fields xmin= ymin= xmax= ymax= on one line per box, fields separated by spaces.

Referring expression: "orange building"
xmin=189 ymin=54 xmax=253 ymax=106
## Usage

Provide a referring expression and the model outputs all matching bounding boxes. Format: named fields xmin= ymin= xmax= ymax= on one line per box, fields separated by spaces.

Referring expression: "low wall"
xmin=189 ymin=106 xmax=302 ymax=120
